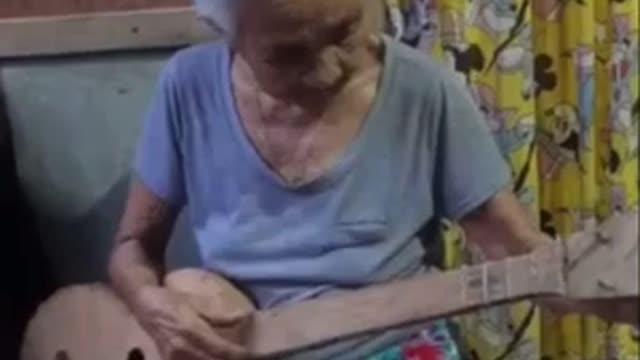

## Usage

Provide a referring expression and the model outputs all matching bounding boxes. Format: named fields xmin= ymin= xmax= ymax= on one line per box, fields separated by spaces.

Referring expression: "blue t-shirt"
xmin=135 ymin=36 xmax=511 ymax=359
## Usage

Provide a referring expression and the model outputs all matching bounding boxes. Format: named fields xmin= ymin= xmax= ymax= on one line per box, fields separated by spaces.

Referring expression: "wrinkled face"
xmin=235 ymin=0 xmax=367 ymax=100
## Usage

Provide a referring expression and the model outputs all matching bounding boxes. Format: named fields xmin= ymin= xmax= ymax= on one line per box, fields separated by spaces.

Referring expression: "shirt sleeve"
xmin=133 ymin=60 xmax=186 ymax=207
xmin=432 ymin=78 xmax=512 ymax=221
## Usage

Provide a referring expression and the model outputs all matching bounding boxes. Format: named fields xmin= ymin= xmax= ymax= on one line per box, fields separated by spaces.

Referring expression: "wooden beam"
xmin=0 ymin=0 xmax=191 ymax=19
xmin=0 ymin=7 xmax=219 ymax=58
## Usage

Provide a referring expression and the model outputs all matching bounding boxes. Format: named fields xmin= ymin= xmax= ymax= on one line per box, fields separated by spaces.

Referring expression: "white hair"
xmin=193 ymin=0 xmax=238 ymax=36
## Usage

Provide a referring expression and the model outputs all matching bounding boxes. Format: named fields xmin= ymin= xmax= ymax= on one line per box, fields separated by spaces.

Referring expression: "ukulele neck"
xmin=461 ymin=242 xmax=566 ymax=306
xmin=248 ymin=243 xmax=567 ymax=358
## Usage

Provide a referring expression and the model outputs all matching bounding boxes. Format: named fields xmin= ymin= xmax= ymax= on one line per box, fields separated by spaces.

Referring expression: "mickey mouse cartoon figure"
xmin=538 ymin=104 xmax=585 ymax=179
xmin=467 ymin=0 xmax=520 ymax=34
xmin=609 ymin=15 xmax=637 ymax=133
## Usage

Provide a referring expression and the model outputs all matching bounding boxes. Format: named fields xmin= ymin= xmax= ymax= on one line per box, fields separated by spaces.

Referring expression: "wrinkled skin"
xmin=229 ymin=0 xmax=382 ymax=185
xmin=234 ymin=0 xmax=374 ymax=106
xmin=133 ymin=286 xmax=251 ymax=360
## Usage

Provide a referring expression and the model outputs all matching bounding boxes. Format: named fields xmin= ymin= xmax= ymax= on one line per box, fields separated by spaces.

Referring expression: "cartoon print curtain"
xmin=383 ymin=0 xmax=639 ymax=359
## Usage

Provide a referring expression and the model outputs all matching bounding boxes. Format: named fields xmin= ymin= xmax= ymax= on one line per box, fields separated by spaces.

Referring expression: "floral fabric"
xmin=368 ymin=321 xmax=461 ymax=360
xmin=383 ymin=0 xmax=639 ymax=359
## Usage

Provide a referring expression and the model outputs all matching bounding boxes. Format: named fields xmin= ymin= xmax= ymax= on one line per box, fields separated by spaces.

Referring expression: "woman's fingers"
xmin=161 ymin=333 xmax=211 ymax=360
xmin=200 ymin=308 xmax=253 ymax=327
xmin=185 ymin=321 xmax=251 ymax=360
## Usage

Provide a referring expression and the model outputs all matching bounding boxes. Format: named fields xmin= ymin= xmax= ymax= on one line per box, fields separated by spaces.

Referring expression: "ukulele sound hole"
xmin=128 ymin=348 xmax=145 ymax=360
xmin=54 ymin=350 xmax=69 ymax=360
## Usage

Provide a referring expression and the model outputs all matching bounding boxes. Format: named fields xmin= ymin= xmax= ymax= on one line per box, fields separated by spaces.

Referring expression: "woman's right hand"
xmin=132 ymin=286 xmax=251 ymax=360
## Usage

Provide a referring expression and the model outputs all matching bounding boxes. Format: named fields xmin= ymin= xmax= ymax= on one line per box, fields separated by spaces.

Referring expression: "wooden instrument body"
xmin=22 ymin=212 xmax=638 ymax=360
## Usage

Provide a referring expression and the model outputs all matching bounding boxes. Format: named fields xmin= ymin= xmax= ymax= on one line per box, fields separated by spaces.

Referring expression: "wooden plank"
xmin=0 ymin=0 xmax=388 ymax=58
xmin=0 ymin=7 xmax=219 ymax=58
xmin=0 ymin=0 xmax=189 ymax=19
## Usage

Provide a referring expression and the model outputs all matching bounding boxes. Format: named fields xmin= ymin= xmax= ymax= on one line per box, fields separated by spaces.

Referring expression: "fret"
xmin=459 ymin=245 xmax=567 ymax=310
xmin=461 ymin=260 xmax=510 ymax=306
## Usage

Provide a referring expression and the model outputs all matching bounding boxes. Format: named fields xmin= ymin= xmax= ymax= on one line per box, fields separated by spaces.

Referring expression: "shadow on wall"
xmin=2 ymin=49 xmax=201 ymax=287
xmin=38 ymin=173 xmax=202 ymax=284
xmin=0 ymin=75 xmax=54 ymax=360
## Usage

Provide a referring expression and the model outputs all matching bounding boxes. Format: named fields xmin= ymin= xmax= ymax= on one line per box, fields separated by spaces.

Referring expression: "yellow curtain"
xmin=384 ymin=0 xmax=639 ymax=359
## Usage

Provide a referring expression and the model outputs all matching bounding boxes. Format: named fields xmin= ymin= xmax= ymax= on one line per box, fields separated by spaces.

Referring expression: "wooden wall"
xmin=0 ymin=0 xmax=190 ymax=19
xmin=0 ymin=0 xmax=213 ymax=58
xmin=0 ymin=1 xmax=386 ymax=61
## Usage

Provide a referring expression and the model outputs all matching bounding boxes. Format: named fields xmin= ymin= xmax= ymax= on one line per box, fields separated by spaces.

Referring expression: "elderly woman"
xmin=108 ymin=1 xmax=560 ymax=359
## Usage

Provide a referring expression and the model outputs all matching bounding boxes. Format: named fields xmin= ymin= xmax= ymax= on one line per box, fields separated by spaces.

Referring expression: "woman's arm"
xmin=108 ymin=180 xmax=251 ymax=360
xmin=108 ymin=179 xmax=178 ymax=305
xmin=458 ymin=188 xmax=552 ymax=260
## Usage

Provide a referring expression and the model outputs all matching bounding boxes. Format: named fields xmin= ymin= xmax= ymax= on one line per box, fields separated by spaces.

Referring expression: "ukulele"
xmin=22 ymin=211 xmax=638 ymax=360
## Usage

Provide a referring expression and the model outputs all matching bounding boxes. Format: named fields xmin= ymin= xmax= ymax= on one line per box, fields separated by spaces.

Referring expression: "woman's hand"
xmin=132 ymin=286 xmax=251 ymax=360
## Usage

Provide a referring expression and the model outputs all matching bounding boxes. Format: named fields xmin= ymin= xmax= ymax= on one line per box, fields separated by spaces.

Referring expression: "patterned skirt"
xmin=367 ymin=321 xmax=461 ymax=360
